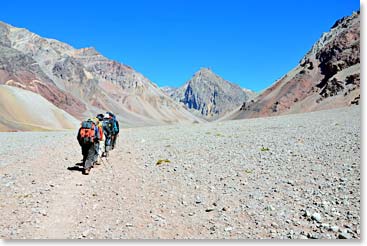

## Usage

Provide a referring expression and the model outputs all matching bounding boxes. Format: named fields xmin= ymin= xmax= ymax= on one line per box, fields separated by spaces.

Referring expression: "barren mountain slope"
xmin=171 ymin=68 xmax=253 ymax=121
xmin=226 ymin=11 xmax=360 ymax=120
xmin=0 ymin=85 xmax=79 ymax=131
xmin=0 ymin=21 xmax=201 ymax=129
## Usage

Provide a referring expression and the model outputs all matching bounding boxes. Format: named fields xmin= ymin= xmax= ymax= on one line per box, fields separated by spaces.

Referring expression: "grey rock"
xmin=303 ymin=210 xmax=311 ymax=217
xmin=330 ymin=225 xmax=339 ymax=232
xmin=307 ymin=232 xmax=319 ymax=239
xmin=224 ymin=227 xmax=233 ymax=232
xmin=39 ymin=210 xmax=47 ymax=216
xmin=338 ymin=232 xmax=352 ymax=239
xmin=205 ymin=207 xmax=216 ymax=212
xmin=82 ymin=229 xmax=89 ymax=237
xmin=195 ymin=195 xmax=202 ymax=204
xmin=311 ymin=212 xmax=322 ymax=223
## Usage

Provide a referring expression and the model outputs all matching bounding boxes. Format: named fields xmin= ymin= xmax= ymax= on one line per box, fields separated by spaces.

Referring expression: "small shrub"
xmin=156 ymin=159 xmax=171 ymax=165
xmin=244 ymin=169 xmax=253 ymax=174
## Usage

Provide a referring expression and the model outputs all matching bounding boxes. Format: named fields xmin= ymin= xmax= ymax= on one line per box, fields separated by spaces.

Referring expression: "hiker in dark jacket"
xmin=106 ymin=111 xmax=120 ymax=150
xmin=77 ymin=118 xmax=102 ymax=175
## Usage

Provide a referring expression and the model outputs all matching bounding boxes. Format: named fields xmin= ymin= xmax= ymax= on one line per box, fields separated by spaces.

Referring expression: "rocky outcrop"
xmin=0 ymin=21 xmax=201 ymax=130
xmin=161 ymin=86 xmax=177 ymax=97
xmin=226 ymin=11 xmax=360 ymax=120
xmin=0 ymin=46 xmax=86 ymax=119
xmin=171 ymin=68 xmax=253 ymax=120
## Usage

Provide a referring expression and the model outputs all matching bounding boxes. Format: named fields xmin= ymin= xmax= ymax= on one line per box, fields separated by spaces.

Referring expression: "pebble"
xmin=311 ymin=213 xmax=322 ymax=223
xmin=330 ymin=225 xmax=339 ymax=232
xmin=224 ymin=227 xmax=233 ymax=232
xmin=271 ymin=223 xmax=279 ymax=228
xmin=195 ymin=196 xmax=202 ymax=204
xmin=39 ymin=210 xmax=47 ymax=216
xmin=82 ymin=230 xmax=89 ymax=237
xmin=338 ymin=232 xmax=352 ymax=239
xmin=307 ymin=232 xmax=319 ymax=239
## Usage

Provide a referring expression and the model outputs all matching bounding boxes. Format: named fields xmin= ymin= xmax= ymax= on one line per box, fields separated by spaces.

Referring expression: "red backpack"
xmin=79 ymin=120 xmax=95 ymax=145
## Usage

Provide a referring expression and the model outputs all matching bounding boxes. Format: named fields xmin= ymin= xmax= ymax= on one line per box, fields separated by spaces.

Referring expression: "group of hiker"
xmin=76 ymin=112 xmax=120 ymax=175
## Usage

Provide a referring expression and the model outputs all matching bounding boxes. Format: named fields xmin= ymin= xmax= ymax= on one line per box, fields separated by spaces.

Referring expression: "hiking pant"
xmin=82 ymin=143 xmax=96 ymax=170
xmin=105 ymin=135 xmax=112 ymax=153
xmin=93 ymin=142 xmax=100 ymax=163
xmin=98 ymin=140 xmax=105 ymax=157
xmin=111 ymin=134 xmax=118 ymax=149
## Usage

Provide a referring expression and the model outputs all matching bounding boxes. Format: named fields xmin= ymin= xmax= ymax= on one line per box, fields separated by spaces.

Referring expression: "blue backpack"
xmin=112 ymin=118 xmax=119 ymax=135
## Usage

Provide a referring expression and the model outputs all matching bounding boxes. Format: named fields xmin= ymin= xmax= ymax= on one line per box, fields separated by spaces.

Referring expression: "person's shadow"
xmin=67 ymin=162 xmax=84 ymax=172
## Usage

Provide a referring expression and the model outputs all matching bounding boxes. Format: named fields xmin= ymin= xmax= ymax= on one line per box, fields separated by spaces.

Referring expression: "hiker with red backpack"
xmin=77 ymin=117 xmax=103 ymax=175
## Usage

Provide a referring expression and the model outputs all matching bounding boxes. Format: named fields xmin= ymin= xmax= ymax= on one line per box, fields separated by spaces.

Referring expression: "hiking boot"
xmin=83 ymin=168 xmax=91 ymax=175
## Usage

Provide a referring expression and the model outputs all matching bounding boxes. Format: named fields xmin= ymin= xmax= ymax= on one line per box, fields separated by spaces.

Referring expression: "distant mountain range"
xmin=224 ymin=11 xmax=360 ymax=120
xmin=0 ymin=10 xmax=360 ymax=131
xmin=0 ymin=21 xmax=202 ymax=130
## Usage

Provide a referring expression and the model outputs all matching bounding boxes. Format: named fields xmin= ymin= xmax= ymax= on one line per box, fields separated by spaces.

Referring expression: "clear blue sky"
xmin=1 ymin=0 xmax=360 ymax=91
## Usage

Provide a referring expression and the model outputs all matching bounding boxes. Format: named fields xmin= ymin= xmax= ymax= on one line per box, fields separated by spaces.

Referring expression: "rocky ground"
xmin=0 ymin=106 xmax=360 ymax=239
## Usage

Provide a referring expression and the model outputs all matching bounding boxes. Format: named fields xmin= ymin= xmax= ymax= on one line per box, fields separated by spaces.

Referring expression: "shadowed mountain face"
xmin=226 ymin=11 xmax=360 ymax=120
xmin=0 ymin=22 xmax=201 ymax=130
xmin=171 ymin=68 xmax=253 ymax=121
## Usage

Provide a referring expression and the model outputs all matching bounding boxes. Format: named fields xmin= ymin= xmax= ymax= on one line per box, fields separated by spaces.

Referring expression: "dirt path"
xmin=0 ymin=131 xmax=146 ymax=239
xmin=32 ymin=135 xmax=146 ymax=239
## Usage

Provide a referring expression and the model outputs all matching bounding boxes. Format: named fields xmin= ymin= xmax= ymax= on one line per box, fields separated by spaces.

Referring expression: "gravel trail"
xmin=0 ymin=106 xmax=360 ymax=239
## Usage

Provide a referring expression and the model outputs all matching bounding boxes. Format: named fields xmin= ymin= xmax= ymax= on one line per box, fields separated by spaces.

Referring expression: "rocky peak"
xmin=230 ymin=10 xmax=360 ymax=120
xmin=171 ymin=68 xmax=252 ymax=120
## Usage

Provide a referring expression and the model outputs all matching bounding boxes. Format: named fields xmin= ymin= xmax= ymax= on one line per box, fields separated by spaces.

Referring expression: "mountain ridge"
xmin=223 ymin=10 xmax=360 ymax=121
xmin=0 ymin=21 xmax=202 ymax=130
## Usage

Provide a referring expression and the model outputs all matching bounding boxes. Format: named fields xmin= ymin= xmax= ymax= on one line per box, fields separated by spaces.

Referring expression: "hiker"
xmin=102 ymin=113 xmax=114 ymax=157
xmin=107 ymin=111 xmax=120 ymax=150
xmin=94 ymin=115 xmax=104 ymax=165
xmin=77 ymin=117 xmax=102 ymax=175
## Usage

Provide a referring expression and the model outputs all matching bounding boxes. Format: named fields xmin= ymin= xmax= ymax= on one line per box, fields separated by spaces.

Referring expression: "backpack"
xmin=112 ymin=119 xmax=119 ymax=135
xmin=103 ymin=119 xmax=113 ymax=136
xmin=79 ymin=120 xmax=96 ymax=145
